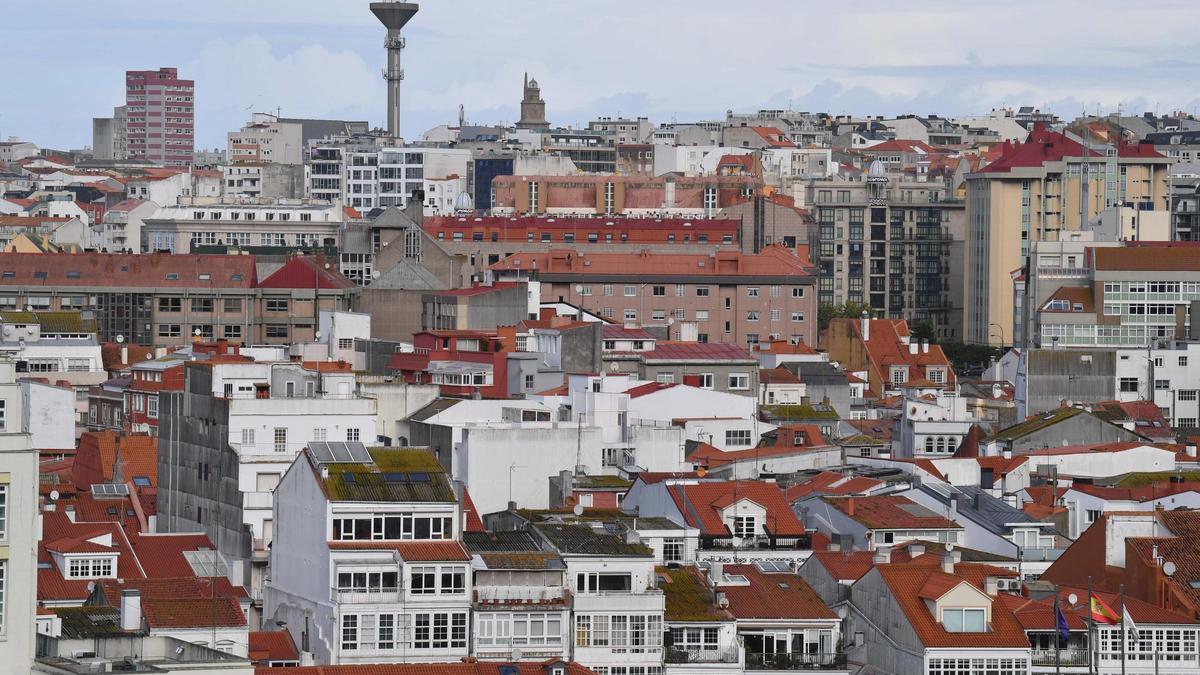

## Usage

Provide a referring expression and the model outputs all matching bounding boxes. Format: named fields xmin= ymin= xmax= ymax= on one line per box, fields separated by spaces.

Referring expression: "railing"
xmin=746 ymin=652 xmax=847 ymax=670
xmin=666 ymin=646 xmax=740 ymax=664
xmin=474 ymin=586 xmax=565 ymax=604
xmin=332 ymin=586 xmax=401 ymax=604
xmin=1036 ymin=266 xmax=1090 ymax=279
xmin=1031 ymin=648 xmax=1089 ymax=667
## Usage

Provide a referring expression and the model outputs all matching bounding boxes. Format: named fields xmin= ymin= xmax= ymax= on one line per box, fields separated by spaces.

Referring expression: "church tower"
xmin=516 ymin=72 xmax=550 ymax=129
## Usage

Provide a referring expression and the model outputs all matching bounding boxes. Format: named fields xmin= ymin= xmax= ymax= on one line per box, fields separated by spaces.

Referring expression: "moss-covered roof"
xmin=658 ymin=566 xmax=730 ymax=622
xmin=984 ymin=407 xmax=1085 ymax=442
xmin=322 ymin=447 xmax=455 ymax=503
xmin=574 ymin=475 xmax=634 ymax=489
xmin=761 ymin=403 xmax=840 ymax=421
xmin=0 ymin=310 xmax=98 ymax=334
xmin=1112 ymin=471 xmax=1200 ymax=487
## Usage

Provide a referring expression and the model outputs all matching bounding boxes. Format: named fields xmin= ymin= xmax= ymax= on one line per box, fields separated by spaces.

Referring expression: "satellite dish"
xmin=49 ymin=489 xmax=59 ymax=501
xmin=574 ymin=284 xmax=583 ymax=293
xmin=115 ymin=334 xmax=125 ymax=344
xmin=511 ymin=648 xmax=523 ymax=662
xmin=836 ymin=606 xmax=849 ymax=619
xmin=1068 ymin=593 xmax=1079 ymax=605
xmin=371 ymin=270 xmax=381 ymax=280
xmin=1164 ymin=561 xmax=1177 ymax=577
xmin=86 ymin=581 xmax=96 ymax=594
xmin=572 ymin=503 xmax=583 ymax=516
xmin=944 ymin=543 xmax=955 ymax=552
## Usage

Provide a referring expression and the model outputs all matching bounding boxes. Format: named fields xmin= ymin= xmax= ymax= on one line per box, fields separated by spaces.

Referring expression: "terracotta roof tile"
xmin=328 ymin=540 xmax=471 ymax=561
xmin=250 ymin=630 xmax=300 ymax=664
xmin=141 ymin=596 xmax=246 ymax=629
xmin=876 ymin=563 xmax=1029 ymax=648
xmin=823 ymin=495 xmax=960 ymax=530
xmin=668 ymin=481 xmax=804 ymax=537
xmin=721 ymin=564 xmax=835 ymax=619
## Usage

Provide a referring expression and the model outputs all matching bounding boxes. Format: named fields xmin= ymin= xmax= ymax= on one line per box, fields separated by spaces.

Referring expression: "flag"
xmin=1055 ymin=602 xmax=1071 ymax=643
xmin=1123 ymin=604 xmax=1140 ymax=644
xmin=1091 ymin=594 xmax=1120 ymax=625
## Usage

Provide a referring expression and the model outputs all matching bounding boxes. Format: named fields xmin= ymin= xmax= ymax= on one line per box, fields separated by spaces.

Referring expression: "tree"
xmin=910 ymin=320 xmax=937 ymax=345
xmin=818 ymin=302 xmax=874 ymax=332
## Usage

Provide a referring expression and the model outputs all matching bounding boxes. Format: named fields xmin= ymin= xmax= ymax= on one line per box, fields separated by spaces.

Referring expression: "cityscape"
xmin=4 ymin=2 xmax=1200 ymax=674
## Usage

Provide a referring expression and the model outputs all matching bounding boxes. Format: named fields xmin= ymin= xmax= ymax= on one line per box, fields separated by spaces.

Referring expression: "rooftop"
xmin=313 ymin=446 xmax=456 ymax=503
xmin=822 ymin=495 xmax=961 ymax=530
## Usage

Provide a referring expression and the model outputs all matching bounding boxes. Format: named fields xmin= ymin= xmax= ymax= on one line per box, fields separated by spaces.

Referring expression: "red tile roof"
xmin=624 ymin=381 xmax=676 ymax=398
xmin=823 ymin=495 xmax=960 ymax=530
xmin=328 ymin=540 xmax=471 ymax=561
xmin=668 ymin=481 xmax=805 ymax=537
xmin=632 ymin=341 xmax=755 ymax=361
xmin=784 ymin=471 xmax=883 ymax=500
xmin=863 ymin=139 xmax=937 ymax=154
xmin=877 ymin=563 xmax=1030 ymax=647
xmin=460 ymin=488 xmax=486 ymax=533
xmin=601 ymin=324 xmax=656 ymax=339
xmin=491 ymin=245 xmax=816 ymax=279
xmin=756 ymin=338 xmax=817 ymax=355
xmin=0 ymin=252 xmax=258 ymax=288
xmin=258 ymin=255 xmax=356 ymax=289
xmin=720 ymin=564 xmax=835 ymax=619
xmin=1093 ymin=245 xmax=1200 ymax=272
xmin=435 ymin=282 xmax=522 ymax=297
xmin=126 ymin=532 xmax=220 ymax=578
xmin=250 ymin=630 xmax=301 ymax=664
xmin=981 ymin=129 xmax=1163 ymax=174
xmin=759 ymin=367 xmax=800 ymax=385
xmin=141 ymin=596 xmax=246 ymax=629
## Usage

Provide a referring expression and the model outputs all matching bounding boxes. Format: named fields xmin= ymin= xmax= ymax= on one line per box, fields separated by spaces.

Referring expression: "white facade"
xmin=143 ymin=198 xmax=347 ymax=253
xmin=95 ymin=199 xmax=158 ymax=253
xmin=18 ymin=380 xmax=76 ymax=450
xmin=265 ymin=449 xmax=470 ymax=665
xmin=1114 ymin=342 xmax=1200 ymax=429
xmin=567 ymin=554 xmax=665 ymax=673
xmin=228 ymin=114 xmax=305 ymax=165
xmin=899 ymin=387 xmax=976 ymax=458
xmin=0 ymin=360 xmax=37 ymax=672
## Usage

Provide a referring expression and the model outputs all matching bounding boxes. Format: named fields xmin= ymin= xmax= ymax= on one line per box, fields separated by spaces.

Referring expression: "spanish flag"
xmin=1091 ymin=594 xmax=1120 ymax=625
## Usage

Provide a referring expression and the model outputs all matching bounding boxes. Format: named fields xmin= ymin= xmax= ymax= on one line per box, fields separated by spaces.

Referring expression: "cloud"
xmin=185 ymin=36 xmax=385 ymax=145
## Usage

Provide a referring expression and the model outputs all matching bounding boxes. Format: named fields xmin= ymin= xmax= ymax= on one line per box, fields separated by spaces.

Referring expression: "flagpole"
xmin=1054 ymin=587 xmax=1062 ymax=675
xmin=1119 ymin=583 xmax=1127 ymax=675
xmin=1088 ymin=577 xmax=1097 ymax=675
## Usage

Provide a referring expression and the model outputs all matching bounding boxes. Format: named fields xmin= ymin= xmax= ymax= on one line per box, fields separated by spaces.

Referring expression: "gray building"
xmin=983 ymin=405 xmax=1148 ymax=455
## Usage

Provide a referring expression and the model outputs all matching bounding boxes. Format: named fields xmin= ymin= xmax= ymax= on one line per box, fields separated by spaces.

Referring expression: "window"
xmin=241 ymin=428 xmax=255 ymax=446
xmin=652 ymin=285 xmax=666 ymax=297
xmin=662 ymin=538 xmax=683 ymax=563
xmin=791 ymin=311 xmax=805 ymax=322
xmin=411 ymin=566 xmax=436 ymax=594
xmin=732 ymin=516 xmax=756 ymax=538
xmin=524 ymin=374 xmax=535 ymax=390
xmin=579 ymin=493 xmax=594 ymax=508
xmin=792 ymin=287 xmax=805 ymax=298
xmin=1119 ymin=377 xmax=1140 ymax=393
xmin=158 ymin=297 xmax=182 ymax=312
xmin=224 ymin=325 xmax=242 ymax=339
xmin=0 ymin=486 xmax=6 ymax=539
xmin=728 ymin=373 xmax=750 ymax=390
xmin=266 ymin=324 xmax=289 ymax=339
xmin=1156 ymin=379 xmax=1171 ymax=390
xmin=224 ymin=298 xmax=242 ymax=313
xmin=624 ymin=285 xmax=637 ymax=297
xmin=624 ymin=309 xmax=636 ymax=321
xmin=66 ymin=557 xmax=116 ymax=579
xmin=274 ymin=427 xmax=287 ymax=452
xmin=1180 ymin=356 xmax=1189 ymax=367
xmin=266 ymin=299 xmax=289 ymax=312
xmin=147 ymin=396 xmax=158 ymax=419
xmin=746 ymin=310 xmax=759 ymax=321
xmin=696 ymin=286 xmax=710 ymax=297
xmin=747 ymin=287 xmax=760 ymax=298
xmin=1086 ymin=509 xmax=1101 ymax=523
xmin=941 ymin=608 xmax=987 ymax=632
xmin=698 ymin=373 xmax=714 ymax=389
xmin=338 ymin=338 xmax=354 ymax=350
xmin=157 ymin=324 xmax=181 ymax=338
xmin=725 ymin=429 xmax=752 ymax=446
xmin=412 ymin=612 xmax=467 ymax=649
xmin=341 ymin=615 xmax=358 ymax=650
xmin=347 ymin=428 xmax=360 ymax=442
xmin=1179 ymin=390 xmax=1198 ymax=401
xmin=191 ymin=298 xmax=213 ymax=313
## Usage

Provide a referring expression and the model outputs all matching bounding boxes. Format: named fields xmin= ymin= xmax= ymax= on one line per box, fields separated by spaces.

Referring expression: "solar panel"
xmin=342 ymin=474 xmax=357 ymax=484
xmin=308 ymin=441 xmax=372 ymax=464
xmin=754 ymin=560 xmax=792 ymax=573
xmin=91 ymin=483 xmax=130 ymax=498
xmin=408 ymin=472 xmax=429 ymax=483
xmin=183 ymin=549 xmax=229 ymax=578
xmin=383 ymin=472 xmax=406 ymax=483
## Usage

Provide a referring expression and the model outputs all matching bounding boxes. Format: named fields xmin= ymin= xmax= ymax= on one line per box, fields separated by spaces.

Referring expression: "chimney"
xmin=908 ymin=543 xmax=925 ymax=558
xmin=708 ymin=561 xmax=724 ymax=586
xmin=64 ymin=504 xmax=76 ymax=523
xmin=846 ymin=497 xmax=856 ymax=517
xmin=983 ymin=576 xmax=1000 ymax=596
xmin=1002 ymin=447 xmax=1013 ymax=460
xmin=873 ymin=546 xmax=891 ymax=564
xmin=909 ymin=343 xmax=918 ymax=355
xmin=860 ymin=311 xmax=870 ymax=341
xmin=121 ymin=344 xmax=128 ymax=366
xmin=1187 ymin=444 xmax=1197 ymax=458
xmin=941 ymin=551 xmax=955 ymax=574
xmin=921 ymin=340 xmax=929 ymax=353
xmin=120 ymin=589 xmax=142 ymax=631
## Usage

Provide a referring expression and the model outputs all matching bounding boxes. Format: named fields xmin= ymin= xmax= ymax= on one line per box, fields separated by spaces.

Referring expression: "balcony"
xmin=332 ymin=587 xmax=402 ymax=604
xmin=1031 ymin=648 xmax=1089 ymax=667
xmin=746 ymin=652 xmax=847 ymax=670
xmin=474 ymin=585 xmax=567 ymax=606
xmin=666 ymin=646 xmax=740 ymax=664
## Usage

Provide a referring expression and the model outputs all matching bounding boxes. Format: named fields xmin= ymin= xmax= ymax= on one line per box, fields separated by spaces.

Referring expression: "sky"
xmin=5 ymin=0 xmax=1200 ymax=151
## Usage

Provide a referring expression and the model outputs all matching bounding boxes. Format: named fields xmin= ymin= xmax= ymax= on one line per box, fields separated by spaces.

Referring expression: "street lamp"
xmin=988 ymin=322 xmax=1007 ymax=346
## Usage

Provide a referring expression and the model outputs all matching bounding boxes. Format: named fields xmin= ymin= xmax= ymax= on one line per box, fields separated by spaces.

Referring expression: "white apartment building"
xmin=1114 ymin=341 xmax=1200 ymax=429
xmin=0 ymin=360 xmax=36 ymax=672
xmin=94 ymin=198 xmax=159 ymax=253
xmin=228 ymin=114 xmax=305 ymax=165
xmin=0 ymin=311 xmax=105 ymax=426
xmin=897 ymin=384 xmax=976 ymax=459
xmin=308 ymin=139 xmax=472 ymax=211
xmin=157 ymin=360 xmax=377 ymax=605
xmin=265 ymin=445 xmax=471 ymax=665
xmin=143 ymin=198 xmax=348 ymax=253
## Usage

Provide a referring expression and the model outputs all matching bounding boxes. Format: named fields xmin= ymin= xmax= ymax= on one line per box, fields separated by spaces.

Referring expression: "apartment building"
xmin=125 ymin=68 xmax=194 ymax=167
xmin=490 ymin=174 xmax=760 ymax=218
xmin=227 ymin=113 xmax=305 ymax=165
xmin=265 ymin=445 xmax=470 ymax=665
xmin=965 ymin=127 xmax=1171 ymax=345
xmin=0 ymin=252 xmax=358 ymax=347
xmin=1030 ymin=244 xmax=1200 ymax=349
xmin=307 ymin=137 xmax=471 ymax=211
xmin=0 ymin=360 xmax=37 ymax=671
xmin=490 ymin=246 xmax=817 ymax=349
xmin=143 ymin=199 xmax=350 ymax=253
xmin=805 ymin=165 xmax=966 ymax=338
xmin=157 ymin=361 xmax=377 ymax=607
xmin=823 ymin=315 xmax=955 ymax=397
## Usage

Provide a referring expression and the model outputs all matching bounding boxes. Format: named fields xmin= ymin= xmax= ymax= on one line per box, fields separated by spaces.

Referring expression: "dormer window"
xmin=65 ymin=556 xmax=116 ymax=579
xmin=941 ymin=607 xmax=986 ymax=632
xmin=733 ymin=515 xmax=757 ymax=538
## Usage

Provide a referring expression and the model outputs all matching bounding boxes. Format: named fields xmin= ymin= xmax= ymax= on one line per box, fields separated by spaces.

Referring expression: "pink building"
xmin=126 ymin=68 xmax=194 ymax=166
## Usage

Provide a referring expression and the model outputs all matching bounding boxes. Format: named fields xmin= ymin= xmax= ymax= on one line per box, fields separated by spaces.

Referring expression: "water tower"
xmin=369 ymin=2 xmax=419 ymax=138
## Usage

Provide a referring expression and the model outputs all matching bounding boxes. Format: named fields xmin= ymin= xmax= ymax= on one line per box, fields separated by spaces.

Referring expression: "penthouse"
xmin=424 ymin=215 xmax=739 ymax=246
xmin=0 ymin=252 xmax=357 ymax=347
xmin=491 ymin=245 xmax=817 ymax=348
xmin=490 ymin=174 xmax=761 ymax=217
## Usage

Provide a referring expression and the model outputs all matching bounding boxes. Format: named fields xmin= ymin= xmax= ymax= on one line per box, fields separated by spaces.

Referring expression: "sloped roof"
xmin=823 ymin=495 xmax=959 ymax=530
xmin=258 ymin=255 xmax=355 ymax=289
xmin=328 ymin=540 xmax=471 ymax=561
xmin=250 ymin=630 xmax=300 ymax=664
xmin=141 ymin=596 xmax=246 ymax=629
xmin=876 ymin=563 xmax=1029 ymax=648
xmin=721 ymin=564 xmax=835 ymax=619
xmin=668 ymin=481 xmax=805 ymax=537
xmin=0 ymin=252 xmax=257 ymax=288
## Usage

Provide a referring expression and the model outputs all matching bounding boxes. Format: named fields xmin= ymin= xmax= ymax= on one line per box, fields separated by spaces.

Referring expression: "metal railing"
xmin=474 ymin=586 xmax=565 ymax=604
xmin=1031 ymin=648 xmax=1089 ymax=667
xmin=332 ymin=586 xmax=401 ymax=604
xmin=665 ymin=646 xmax=740 ymax=664
xmin=745 ymin=652 xmax=847 ymax=670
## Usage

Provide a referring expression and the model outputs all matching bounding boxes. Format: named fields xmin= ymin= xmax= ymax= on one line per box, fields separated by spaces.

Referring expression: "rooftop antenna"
xmin=370 ymin=1 xmax=420 ymax=138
